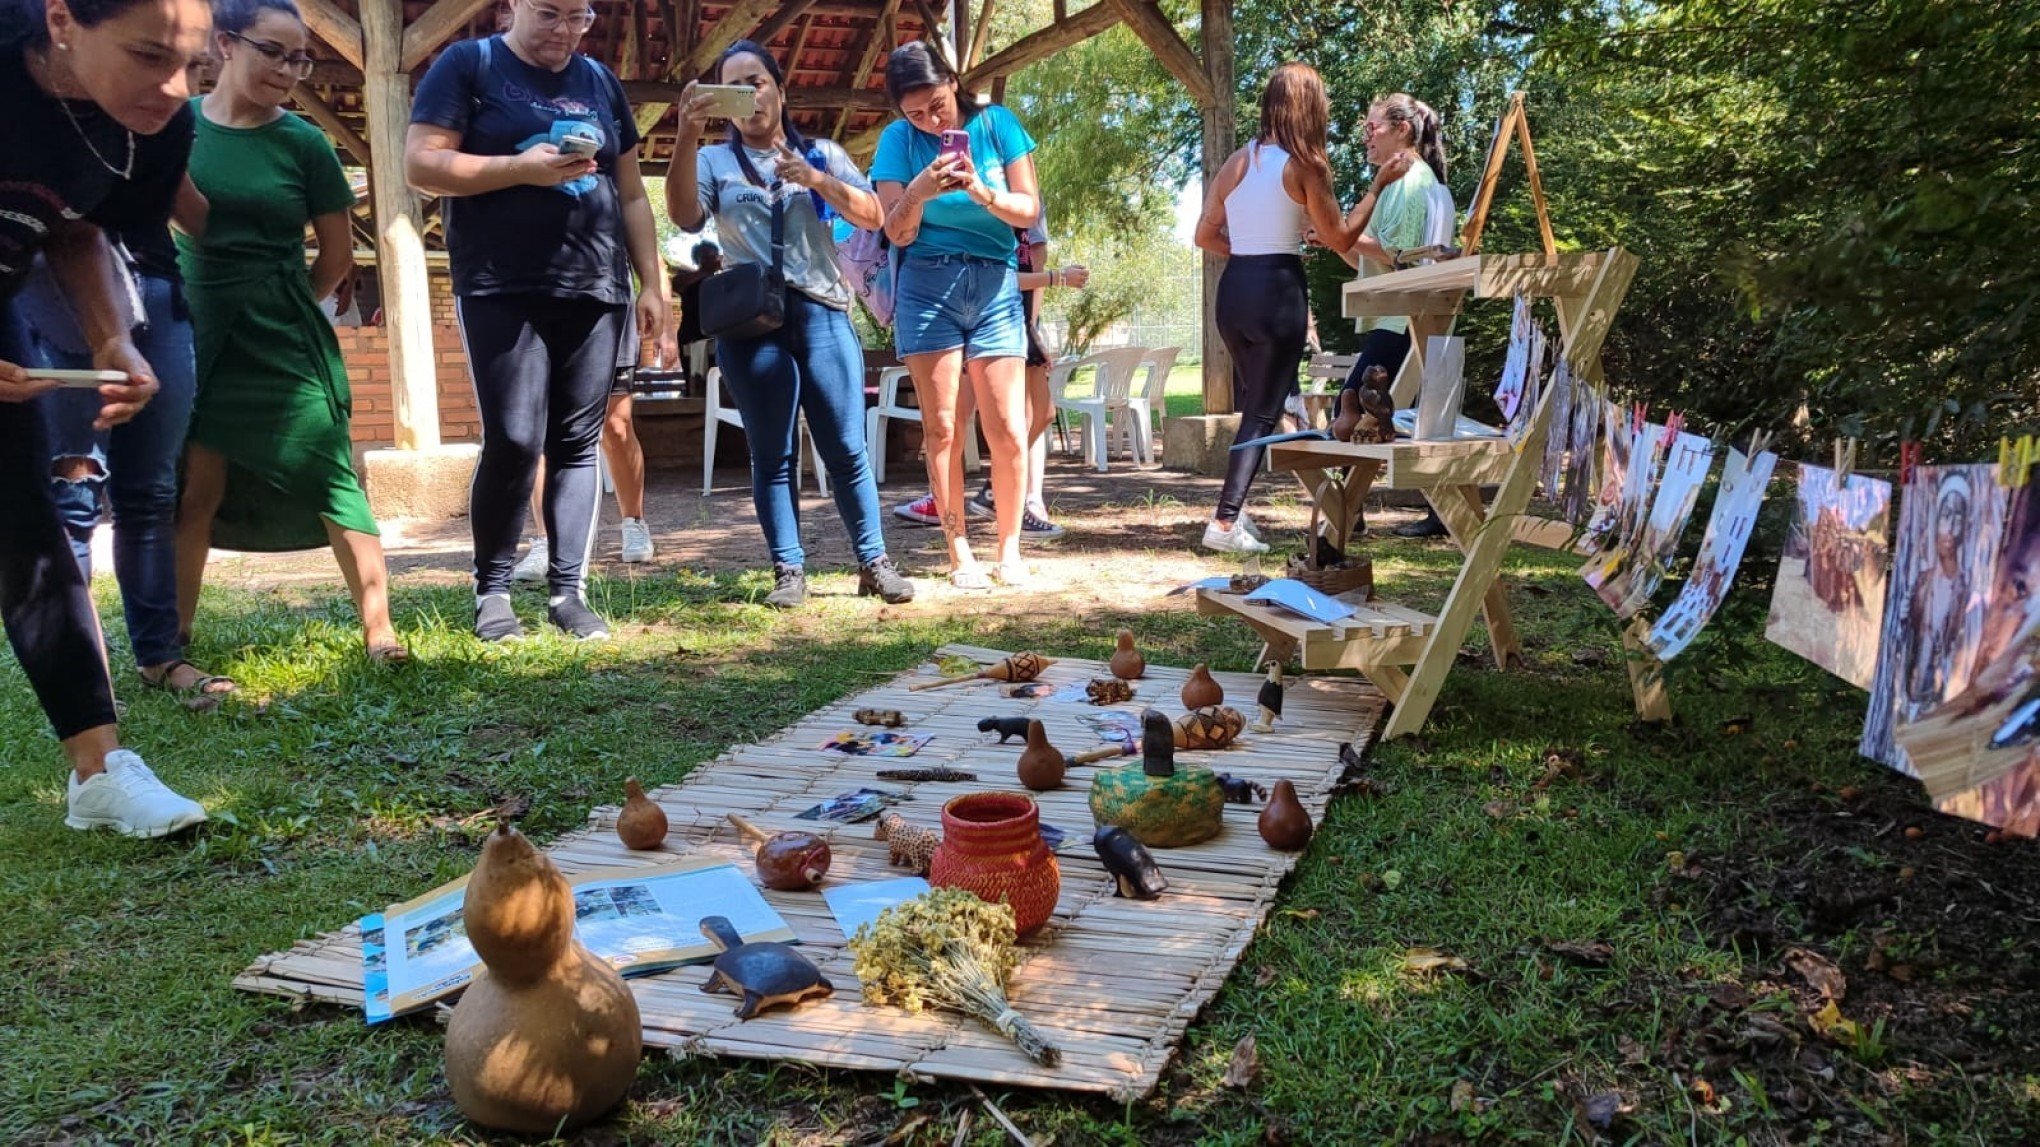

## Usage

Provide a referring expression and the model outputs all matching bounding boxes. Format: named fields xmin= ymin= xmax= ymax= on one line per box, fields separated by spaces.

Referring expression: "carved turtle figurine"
xmin=698 ymin=915 xmax=834 ymax=1020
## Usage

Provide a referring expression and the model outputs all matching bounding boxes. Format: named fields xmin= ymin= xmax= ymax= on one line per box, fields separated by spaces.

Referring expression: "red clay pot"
xmin=929 ymin=792 xmax=1061 ymax=937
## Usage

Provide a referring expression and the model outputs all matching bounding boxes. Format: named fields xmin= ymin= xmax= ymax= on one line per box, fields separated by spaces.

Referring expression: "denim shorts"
xmin=894 ymin=253 xmax=1027 ymax=361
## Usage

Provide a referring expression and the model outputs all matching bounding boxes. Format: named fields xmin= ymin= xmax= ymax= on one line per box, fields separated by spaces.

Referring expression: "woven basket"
xmin=929 ymin=793 xmax=1060 ymax=937
xmin=1285 ymin=554 xmax=1374 ymax=599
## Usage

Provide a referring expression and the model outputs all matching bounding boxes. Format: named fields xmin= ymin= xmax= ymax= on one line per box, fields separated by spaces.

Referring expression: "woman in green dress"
xmin=175 ymin=0 xmax=405 ymax=661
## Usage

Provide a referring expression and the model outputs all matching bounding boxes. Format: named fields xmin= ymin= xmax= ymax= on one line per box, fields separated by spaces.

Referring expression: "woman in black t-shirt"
xmin=0 ymin=0 xmax=214 ymax=839
xmin=404 ymin=2 xmax=671 ymax=644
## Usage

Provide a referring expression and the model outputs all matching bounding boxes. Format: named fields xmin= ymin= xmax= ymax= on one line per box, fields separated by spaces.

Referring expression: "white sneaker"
xmin=512 ymin=538 xmax=549 ymax=583
xmin=620 ymin=518 xmax=654 ymax=563
xmin=66 ymin=750 xmax=208 ymax=838
xmin=1202 ymin=518 xmax=1270 ymax=555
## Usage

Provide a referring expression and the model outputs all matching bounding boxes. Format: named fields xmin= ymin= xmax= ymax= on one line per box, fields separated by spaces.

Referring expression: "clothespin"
xmin=1746 ymin=428 xmax=1773 ymax=460
xmin=1897 ymin=440 xmax=1922 ymax=485
xmin=2004 ymin=435 xmax=2036 ymax=489
xmin=1832 ymin=437 xmax=1858 ymax=484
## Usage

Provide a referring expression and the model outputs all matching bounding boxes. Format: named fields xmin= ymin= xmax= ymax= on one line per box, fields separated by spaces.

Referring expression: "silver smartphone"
xmin=558 ymin=133 xmax=601 ymax=157
xmin=697 ymin=84 xmax=758 ymax=120
xmin=26 ymin=369 xmax=127 ymax=388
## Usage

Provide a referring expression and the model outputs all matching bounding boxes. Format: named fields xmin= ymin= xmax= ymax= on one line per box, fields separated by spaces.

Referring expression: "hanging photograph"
xmin=1646 ymin=447 xmax=1779 ymax=661
xmin=1538 ymin=356 xmax=1575 ymax=500
xmin=1587 ymin=428 xmax=1716 ymax=618
xmin=1897 ymin=481 xmax=2040 ymax=834
xmin=1493 ymin=294 xmax=1534 ymax=424
xmin=1859 ymin=465 xmax=2008 ymax=774
xmin=1559 ymin=380 xmax=1605 ymax=524
xmin=1764 ymin=464 xmax=1893 ymax=689
xmin=1579 ymin=402 xmax=1639 ymax=553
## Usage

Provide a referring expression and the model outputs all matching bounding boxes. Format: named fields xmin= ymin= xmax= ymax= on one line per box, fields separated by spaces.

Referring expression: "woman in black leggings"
xmin=1194 ymin=63 xmax=1400 ymax=554
xmin=2 ymin=0 xmax=213 ymax=837
xmin=404 ymin=3 xmax=669 ymax=641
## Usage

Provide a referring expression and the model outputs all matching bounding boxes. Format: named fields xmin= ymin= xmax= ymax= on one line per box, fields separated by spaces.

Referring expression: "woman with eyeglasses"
xmin=406 ymin=0 xmax=671 ymax=642
xmin=871 ymin=42 xmax=1041 ymax=591
xmin=664 ymin=40 xmax=914 ymax=609
xmin=2 ymin=0 xmax=214 ymax=837
xmin=174 ymin=0 xmax=406 ymax=662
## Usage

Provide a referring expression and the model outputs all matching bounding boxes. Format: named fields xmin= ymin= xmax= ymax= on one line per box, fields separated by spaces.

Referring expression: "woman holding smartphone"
xmin=1 ymin=0 xmax=213 ymax=837
xmin=405 ymin=0 xmax=669 ymax=642
xmin=1194 ymin=62 xmax=1391 ymax=554
xmin=871 ymin=42 xmax=1040 ymax=590
xmin=663 ymin=40 xmax=913 ymax=608
xmin=174 ymin=0 xmax=405 ymax=663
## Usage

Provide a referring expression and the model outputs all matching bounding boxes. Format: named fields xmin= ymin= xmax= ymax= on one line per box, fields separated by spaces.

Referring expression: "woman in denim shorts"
xmin=870 ymin=43 xmax=1040 ymax=590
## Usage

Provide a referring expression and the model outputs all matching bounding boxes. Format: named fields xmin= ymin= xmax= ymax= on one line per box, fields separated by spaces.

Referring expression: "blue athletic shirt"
xmin=411 ymin=36 xmax=638 ymax=304
xmin=869 ymin=104 xmax=1036 ymax=265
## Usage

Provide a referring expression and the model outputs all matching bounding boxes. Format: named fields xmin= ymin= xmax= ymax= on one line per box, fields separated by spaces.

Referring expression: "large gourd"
xmin=445 ymin=822 xmax=642 ymax=1134
xmin=1087 ymin=709 xmax=1225 ymax=848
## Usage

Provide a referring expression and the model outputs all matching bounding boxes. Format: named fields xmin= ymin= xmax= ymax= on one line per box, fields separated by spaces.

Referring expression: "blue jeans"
xmin=17 ymin=274 xmax=196 ymax=669
xmin=715 ymin=291 xmax=886 ymax=567
xmin=893 ymin=254 xmax=1027 ymax=361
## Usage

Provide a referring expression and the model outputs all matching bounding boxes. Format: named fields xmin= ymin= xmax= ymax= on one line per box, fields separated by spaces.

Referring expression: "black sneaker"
xmin=857 ymin=555 xmax=916 ymax=603
xmin=547 ymin=597 xmax=612 ymax=641
xmin=475 ymin=596 xmax=524 ymax=643
xmin=1019 ymin=507 xmax=1065 ymax=540
xmin=966 ymin=485 xmax=996 ymax=521
xmin=765 ymin=564 xmax=808 ymax=609
xmin=1392 ymin=510 xmax=1450 ymax=539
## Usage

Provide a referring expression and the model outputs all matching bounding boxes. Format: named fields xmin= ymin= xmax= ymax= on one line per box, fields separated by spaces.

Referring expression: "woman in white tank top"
xmin=1192 ymin=63 xmax=1408 ymax=553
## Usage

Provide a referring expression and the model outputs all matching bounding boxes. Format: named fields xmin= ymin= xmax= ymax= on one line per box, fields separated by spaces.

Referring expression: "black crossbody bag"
xmin=699 ymin=165 xmax=788 ymax=341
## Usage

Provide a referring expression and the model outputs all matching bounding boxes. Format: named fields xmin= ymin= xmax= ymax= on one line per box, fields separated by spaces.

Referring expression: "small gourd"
xmin=1181 ymin=664 xmax=1224 ymax=710
xmin=1257 ymin=779 xmax=1314 ymax=851
xmin=728 ymin=815 xmax=832 ymax=891
xmin=445 ymin=822 xmax=642 ymax=1135
xmin=1109 ymin=630 xmax=1146 ymax=680
xmin=616 ymin=778 xmax=668 ymax=850
xmin=1087 ymin=709 xmax=1225 ymax=848
xmin=1015 ymin=720 xmax=1066 ymax=791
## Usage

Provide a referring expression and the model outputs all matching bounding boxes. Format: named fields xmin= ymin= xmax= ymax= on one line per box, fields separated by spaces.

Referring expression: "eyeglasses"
xmin=226 ymin=32 xmax=316 ymax=79
xmin=524 ymin=1 xmax=599 ymax=32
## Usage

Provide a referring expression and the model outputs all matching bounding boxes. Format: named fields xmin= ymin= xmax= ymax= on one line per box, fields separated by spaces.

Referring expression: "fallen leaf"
xmin=1719 ymin=715 xmax=1754 ymax=736
xmin=1380 ymin=869 xmax=1404 ymax=890
xmin=1690 ymin=1077 xmax=1717 ymax=1106
xmin=1547 ymin=940 xmax=1616 ymax=967
xmin=1808 ymin=999 xmax=1864 ymax=1048
xmin=1221 ymin=1033 xmax=1258 ymax=1090
xmin=1482 ymin=799 xmax=1516 ymax=819
xmin=883 ymin=1112 xmax=929 ymax=1145
xmin=1888 ymin=963 xmax=1916 ymax=983
xmin=1402 ymin=947 xmax=1471 ymax=975
xmin=1617 ymin=1034 xmax=1650 ymax=1065
xmin=1253 ymin=965 xmax=1279 ymax=988
xmin=1787 ymin=948 xmax=1848 ymax=1001
xmin=1448 ymin=1079 xmax=1477 ymax=1113
xmin=1581 ymin=1091 xmax=1621 ymax=1131
xmin=1280 ymin=908 xmax=1321 ymax=922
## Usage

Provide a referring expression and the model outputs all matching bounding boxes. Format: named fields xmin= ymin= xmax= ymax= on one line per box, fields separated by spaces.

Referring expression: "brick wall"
xmin=338 ymin=284 xmax=482 ymax=446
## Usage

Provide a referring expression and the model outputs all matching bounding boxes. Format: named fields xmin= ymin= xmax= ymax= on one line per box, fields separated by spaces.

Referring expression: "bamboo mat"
xmin=235 ymin=645 xmax=1385 ymax=1099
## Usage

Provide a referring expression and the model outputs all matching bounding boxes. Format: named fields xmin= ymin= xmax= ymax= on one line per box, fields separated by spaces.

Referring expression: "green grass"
xmin=3 ymin=547 xmax=2034 ymax=1143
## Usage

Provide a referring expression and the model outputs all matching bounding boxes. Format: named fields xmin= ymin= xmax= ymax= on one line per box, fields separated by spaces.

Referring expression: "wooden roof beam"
xmin=1106 ymin=0 xmax=1214 ymax=107
xmin=749 ymin=0 xmax=821 ymax=50
xmin=299 ymin=0 xmax=363 ymax=70
xmin=966 ymin=0 xmax=996 ymax=69
xmin=834 ymin=0 xmax=903 ymax=139
xmin=291 ymin=83 xmax=373 ymax=168
xmin=966 ymin=1 xmax=1121 ymax=86
xmin=674 ymin=0 xmax=780 ymax=80
xmin=909 ymin=0 xmax=958 ymax=71
xmin=399 ymin=0 xmax=497 ymax=71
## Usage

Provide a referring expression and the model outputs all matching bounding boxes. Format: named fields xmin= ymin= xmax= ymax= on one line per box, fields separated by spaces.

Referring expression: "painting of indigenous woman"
xmin=1764 ymin=464 xmax=1892 ymax=689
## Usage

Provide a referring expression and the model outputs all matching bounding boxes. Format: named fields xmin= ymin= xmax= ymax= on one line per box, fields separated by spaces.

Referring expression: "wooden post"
xmin=361 ymin=0 xmax=440 ymax=451
xmin=1198 ymin=0 xmax=1234 ymax=413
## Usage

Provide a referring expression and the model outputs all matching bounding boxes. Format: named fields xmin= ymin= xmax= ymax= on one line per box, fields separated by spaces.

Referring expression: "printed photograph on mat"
xmin=1764 ymin=463 xmax=1893 ymax=689
xmin=1897 ymin=481 xmax=2040 ymax=834
xmin=1860 ymin=464 xmax=2008 ymax=774
xmin=1587 ymin=427 xmax=1714 ymax=618
xmin=1647 ymin=447 xmax=1779 ymax=661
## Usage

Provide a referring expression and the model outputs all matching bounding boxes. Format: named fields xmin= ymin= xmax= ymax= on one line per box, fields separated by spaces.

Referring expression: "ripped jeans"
xmin=16 ymin=273 xmax=196 ymax=669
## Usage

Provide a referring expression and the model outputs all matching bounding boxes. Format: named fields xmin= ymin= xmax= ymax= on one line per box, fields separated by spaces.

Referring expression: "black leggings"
xmin=1215 ymin=255 xmax=1309 ymax=522
xmin=0 ymin=309 xmax=117 ymax=740
xmin=457 ymin=294 xmax=625 ymax=597
xmin=1339 ymin=327 xmax=1413 ymax=394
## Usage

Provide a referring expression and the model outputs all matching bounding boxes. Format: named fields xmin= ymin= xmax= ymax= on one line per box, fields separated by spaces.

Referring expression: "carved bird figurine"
xmin=1252 ymin=664 xmax=1285 ymax=733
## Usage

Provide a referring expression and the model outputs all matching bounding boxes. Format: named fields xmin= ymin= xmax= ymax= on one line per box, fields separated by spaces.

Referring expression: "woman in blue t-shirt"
xmin=663 ymin=40 xmax=914 ymax=609
xmin=403 ymin=0 xmax=671 ymax=643
xmin=870 ymin=43 xmax=1041 ymax=591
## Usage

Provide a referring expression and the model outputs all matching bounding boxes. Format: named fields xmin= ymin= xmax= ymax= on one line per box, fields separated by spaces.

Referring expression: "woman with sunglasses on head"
xmin=1 ymin=0 xmax=214 ymax=836
xmin=664 ymin=41 xmax=914 ymax=608
xmin=406 ymin=0 xmax=670 ymax=642
xmin=174 ymin=0 xmax=406 ymax=663
xmin=871 ymin=42 xmax=1041 ymax=591
xmin=1194 ymin=62 xmax=1396 ymax=555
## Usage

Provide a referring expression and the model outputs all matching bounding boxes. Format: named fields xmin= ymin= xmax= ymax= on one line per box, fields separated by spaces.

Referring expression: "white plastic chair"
xmin=702 ymin=367 xmax=829 ymax=497
xmin=1117 ymin=345 xmax=1180 ymax=466
xmin=1051 ymin=347 xmax=1148 ymax=472
xmin=865 ymin=365 xmax=980 ymax=484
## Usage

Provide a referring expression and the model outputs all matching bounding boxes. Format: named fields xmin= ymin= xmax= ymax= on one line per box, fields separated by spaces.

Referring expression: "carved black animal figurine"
xmin=1092 ymin=826 xmax=1167 ymax=900
xmin=698 ymin=915 xmax=834 ymax=1020
xmin=1252 ymin=664 xmax=1285 ymax=734
xmin=978 ymin=716 xmax=1033 ymax=743
xmin=1214 ymin=772 xmax=1268 ymax=804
